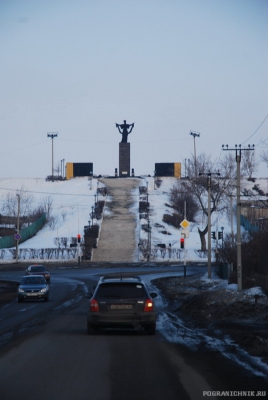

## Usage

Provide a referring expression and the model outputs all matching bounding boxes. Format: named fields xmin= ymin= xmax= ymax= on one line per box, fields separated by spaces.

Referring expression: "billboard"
xmin=66 ymin=163 xmax=93 ymax=180
xmin=155 ymin=163 xmax=181 ymax=178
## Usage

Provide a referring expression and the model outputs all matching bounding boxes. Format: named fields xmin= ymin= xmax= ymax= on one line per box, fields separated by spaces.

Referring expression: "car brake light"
xmin=144 ymin=299 xmax=154 ymax=312
xmin=90 ymin=299 xmax=99 ymax=312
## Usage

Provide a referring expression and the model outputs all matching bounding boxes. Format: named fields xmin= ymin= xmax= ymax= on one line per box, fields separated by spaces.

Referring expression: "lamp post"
xmin=47 ymin=132 xmax=58 ymax=182
xmin=190 ymin=131 xmax=200 ymax=176
xmin=91 ymin=206 xmax=94 ymax=227
xmin=15 ymin=194 xmax=20 ymax=263
xmin=89 ymin=172 xmax=92 ymax=189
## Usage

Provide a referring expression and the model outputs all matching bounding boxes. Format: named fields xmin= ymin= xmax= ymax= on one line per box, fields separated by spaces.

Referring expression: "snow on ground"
xmin=138 ymin=176 xmax=268 ymax=262
xmin=0 ymin=175 xmax=267 ymax=263
xmin=0 ymin=177 xmax=106 ymax=261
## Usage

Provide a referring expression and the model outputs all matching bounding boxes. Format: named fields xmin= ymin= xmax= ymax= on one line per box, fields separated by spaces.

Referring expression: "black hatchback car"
xmin=85 ymin=276 xmax=157 ymax=335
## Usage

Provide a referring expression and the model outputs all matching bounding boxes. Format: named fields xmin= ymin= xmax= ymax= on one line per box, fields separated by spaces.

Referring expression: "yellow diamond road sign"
xmin=180 ymin=219 xmax=190 ymax=229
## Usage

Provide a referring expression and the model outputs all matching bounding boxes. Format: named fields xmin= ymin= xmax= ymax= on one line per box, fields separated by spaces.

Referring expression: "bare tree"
xmin=260 ymin=149 xmax=268 ymax=168
xmin=40 ymin=196 xmax=53 ymax=218
xmin=54 ymin=162 xmax=61 ymax=177
xmin=169 ymin=186 xmax=199 ymax=222
xmin=1 ymin=186 xmax=34 ymax=217
xmin=61 ymin=210 xmax=67 ymax=222
xmin=176 ymin=153 xmax=237 ymax=251
xmin=241 ymin=149 xmax=258 ymax=179
xmin=48 ymin=215 xmax=58 ymax=230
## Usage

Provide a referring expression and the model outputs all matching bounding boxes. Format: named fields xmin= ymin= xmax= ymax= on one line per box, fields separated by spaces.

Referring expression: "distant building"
xmin=66 ymin=163 xmax=93 ymax=180
xmin=155 ymin=163 xmax=181 ymax=178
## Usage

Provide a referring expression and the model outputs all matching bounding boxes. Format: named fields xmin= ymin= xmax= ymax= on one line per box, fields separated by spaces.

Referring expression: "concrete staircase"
xmin=92 ymin=178 xmax=139 ymax=262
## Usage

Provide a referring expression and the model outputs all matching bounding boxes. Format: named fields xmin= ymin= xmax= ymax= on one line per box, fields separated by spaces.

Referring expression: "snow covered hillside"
xmin=0 ymin=176 xmax=267 ymax=263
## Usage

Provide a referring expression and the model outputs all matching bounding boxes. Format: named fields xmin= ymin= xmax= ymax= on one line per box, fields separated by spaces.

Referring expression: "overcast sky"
xmin=1 ymin=0 xmax=267 ymax=178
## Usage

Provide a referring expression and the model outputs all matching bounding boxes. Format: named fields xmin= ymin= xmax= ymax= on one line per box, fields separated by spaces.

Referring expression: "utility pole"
xmin=183 ymin=200 xmax=186 ymax=277
xmin=47 ymin=132 xmax=58 ymax=182
xmin=199 ymin=171 xmax=220 ymax=279
xmin=15 ymin=194 xmax=20 ymax=263
xmin=147 ymin=219 xmax=151 ymax=262
xmin=222 ymin=144 xmax=254 ymax=291
xmin=190 ymin=131 xmax=200 ymax=176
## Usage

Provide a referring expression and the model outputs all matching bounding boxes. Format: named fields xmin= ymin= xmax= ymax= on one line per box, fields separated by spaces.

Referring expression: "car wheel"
xmin=145 ymin=323 xmax=156 ymax=335
xmin=44 ymin=296 xmax=49 ymax=302
xmin=87 ymin=324 xmax=97 ymax=335
xmin=18 ymin=298 xmax=23 ymax=303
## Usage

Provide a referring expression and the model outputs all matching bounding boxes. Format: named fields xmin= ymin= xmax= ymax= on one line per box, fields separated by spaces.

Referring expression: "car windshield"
xmin=31 ymin=266 xmax=45 ymax=272
xmin=96 ymin=283 xmax=147 ymax=299
xmin=21 ymin=277 xmax=46 ymax=285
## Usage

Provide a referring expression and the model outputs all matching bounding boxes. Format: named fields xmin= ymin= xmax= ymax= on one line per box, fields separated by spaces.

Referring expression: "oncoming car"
xmin=18 ymin=276 xmax=49 ymax=302
xmin=85 ymin=276 xmax=157 ymax=335
xmin=25 ymin=265 xmax=51 ymax=283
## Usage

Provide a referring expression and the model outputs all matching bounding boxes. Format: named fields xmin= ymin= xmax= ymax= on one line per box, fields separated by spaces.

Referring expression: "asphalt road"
xmin=0 ymin=265 xmax=267 ymax=400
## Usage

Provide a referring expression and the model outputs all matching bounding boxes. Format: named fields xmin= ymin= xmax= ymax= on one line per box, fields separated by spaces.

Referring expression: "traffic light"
xmin=77 ymin=234 xmax=81 ymax=243
xmin=218 ymin=232 xmax=223 ymax=240
xmin=211 ymin=231 xmax=216 ymax=240
xmin=180 ymin=238 xmax=184 ymax=249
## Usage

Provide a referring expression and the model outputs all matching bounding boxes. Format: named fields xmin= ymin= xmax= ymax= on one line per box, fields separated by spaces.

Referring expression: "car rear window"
xmin=96 ymin=283 xmax=147 ymax=299
xmin=22 ymin=277 xmax=46 ymax=284
xmin=32 ymin=266 xmax=45 ymax=272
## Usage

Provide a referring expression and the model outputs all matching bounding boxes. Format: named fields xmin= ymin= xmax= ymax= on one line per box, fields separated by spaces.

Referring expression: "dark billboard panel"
xmin=73 ymin=163 xmax=93 ymax=177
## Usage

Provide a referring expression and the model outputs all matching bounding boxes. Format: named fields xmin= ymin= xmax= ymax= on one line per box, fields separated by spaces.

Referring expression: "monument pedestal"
xmin=119 ymin=142 xmax=130 ymax=177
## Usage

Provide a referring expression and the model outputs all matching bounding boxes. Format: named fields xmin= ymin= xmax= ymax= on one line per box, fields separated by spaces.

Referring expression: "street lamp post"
xmin=97 ymin=181 xmax=99 ymax=203
xmin=91 ymin=206 xmax=94 ymax=227
xmin=47 ymin=132 xmax=58 ymax=182
xmin=190 ymin=131 xmax=200 ymax=176
xmin=15 ymin=194 xmax=20 ymax=263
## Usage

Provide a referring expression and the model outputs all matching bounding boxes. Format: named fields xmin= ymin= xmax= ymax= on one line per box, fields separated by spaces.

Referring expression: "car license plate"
xmin=111 ymin=305 xmax=132 ymax=310
xmin=27 ymin=293 xmax=38 ymax=296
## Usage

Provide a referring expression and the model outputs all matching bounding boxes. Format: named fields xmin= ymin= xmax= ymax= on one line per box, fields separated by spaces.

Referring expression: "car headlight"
xmin=18 ymin=288 xmax=25 ymax=293
xmin=40 ymin=288 xmax=47 ymax=293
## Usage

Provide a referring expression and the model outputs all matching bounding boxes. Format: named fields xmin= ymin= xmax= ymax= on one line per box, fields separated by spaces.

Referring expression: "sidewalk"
xmin=92 ymin=178 xmax=140 ymax=262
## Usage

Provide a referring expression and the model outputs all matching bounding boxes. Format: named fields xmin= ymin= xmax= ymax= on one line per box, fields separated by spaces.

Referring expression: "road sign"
xmin=181 ymin=229 xmax=189 ymax=238
xmin=14 ymin=233 xmax=21 ymax=241
xmin=180 ymin=219 xmax=190 ymax=229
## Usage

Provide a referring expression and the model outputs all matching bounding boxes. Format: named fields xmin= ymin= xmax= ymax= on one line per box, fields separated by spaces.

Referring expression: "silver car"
xmin=18 ymin=276 xmax=49 ymax=302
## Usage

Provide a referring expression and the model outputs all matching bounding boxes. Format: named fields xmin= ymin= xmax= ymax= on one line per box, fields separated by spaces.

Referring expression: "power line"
xmin=241 ymin=113 xmax=268 ymax=145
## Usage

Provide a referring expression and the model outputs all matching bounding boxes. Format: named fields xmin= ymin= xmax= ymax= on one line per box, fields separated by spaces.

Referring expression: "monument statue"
xmin=115 ymin=120 xmax=134 ymax=143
